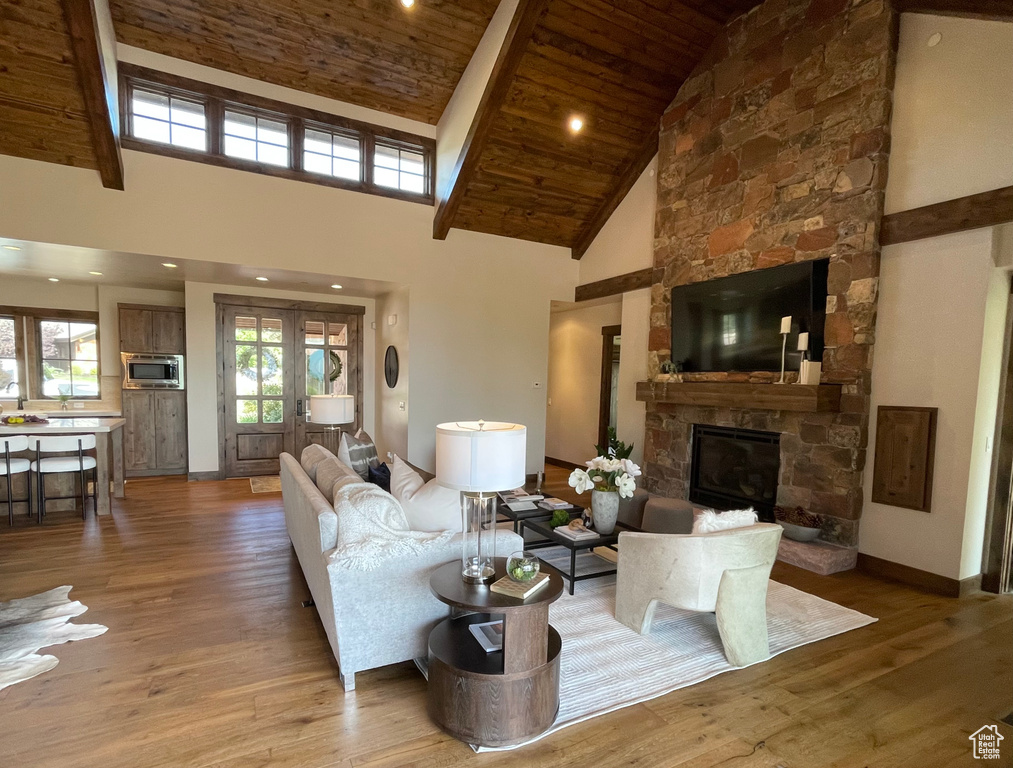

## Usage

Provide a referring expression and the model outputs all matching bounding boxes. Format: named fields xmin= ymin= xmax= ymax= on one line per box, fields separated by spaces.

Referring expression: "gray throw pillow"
xmin=338 ymin=430 xmax=378 ymax=481
xmin=300 ymin=443 xmax=336 ymax=482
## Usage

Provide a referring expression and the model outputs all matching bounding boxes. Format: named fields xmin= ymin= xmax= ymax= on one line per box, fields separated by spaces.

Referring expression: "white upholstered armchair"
xmin=615 ymin=524 xmax=783 ymax=666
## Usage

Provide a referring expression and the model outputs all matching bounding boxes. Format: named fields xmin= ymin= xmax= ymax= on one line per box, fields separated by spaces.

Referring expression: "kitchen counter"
xmin=0 ymin=417 xmax=125 ymax=515
xmin=0 ymin=409 xmax=122 ymax=418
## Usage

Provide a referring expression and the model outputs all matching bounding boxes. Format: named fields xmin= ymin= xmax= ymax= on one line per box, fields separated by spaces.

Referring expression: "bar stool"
xmin=1 ymin=435 xmax=31 ymax=526
xmin=29 ymin=435 xmax=97 ymax=522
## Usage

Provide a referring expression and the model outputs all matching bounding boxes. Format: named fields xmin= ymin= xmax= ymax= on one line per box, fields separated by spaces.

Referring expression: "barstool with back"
xmin=29 ymin=435 xmax=97 ymax=522
xmin=0 ymin=435 xmax=31 ymax=526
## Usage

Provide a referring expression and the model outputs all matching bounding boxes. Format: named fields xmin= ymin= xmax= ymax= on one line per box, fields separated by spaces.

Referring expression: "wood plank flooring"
xmin=0 ymin=470 xmax=1009 ymax=767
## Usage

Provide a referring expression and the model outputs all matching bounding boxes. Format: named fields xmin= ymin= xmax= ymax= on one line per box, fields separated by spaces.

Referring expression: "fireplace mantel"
xmin=635 ymin=381 xmax=842 ymax=413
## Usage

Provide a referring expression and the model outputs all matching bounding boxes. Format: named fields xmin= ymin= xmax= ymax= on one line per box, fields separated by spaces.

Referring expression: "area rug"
xmin=475 ymin=549 xmax=876 ymax=752
xmin=250 ymin=475 xmax=282 ymax=493
xmin=0 ymin=586 xmax=107 ymax=692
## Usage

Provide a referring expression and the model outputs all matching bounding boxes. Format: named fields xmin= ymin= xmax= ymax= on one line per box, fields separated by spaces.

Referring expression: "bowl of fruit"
xmin=506 ymin=551 xmax=540 ymax=583
xmin=1 ymin=414 xmax=49 ymax=426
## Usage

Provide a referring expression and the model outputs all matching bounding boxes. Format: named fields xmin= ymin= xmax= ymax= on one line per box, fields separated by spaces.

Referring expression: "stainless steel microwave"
xmin=121 ymin=353 xmax=185 ymax=390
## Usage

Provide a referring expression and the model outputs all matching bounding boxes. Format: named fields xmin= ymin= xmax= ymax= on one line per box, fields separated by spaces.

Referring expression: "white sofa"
xmin=280 ymin=446 xmax=522 ymax=691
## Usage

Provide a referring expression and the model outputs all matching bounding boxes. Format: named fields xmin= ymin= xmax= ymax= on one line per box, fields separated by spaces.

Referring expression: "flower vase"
xmin=591 ymin=490 xmax=619 ymax=535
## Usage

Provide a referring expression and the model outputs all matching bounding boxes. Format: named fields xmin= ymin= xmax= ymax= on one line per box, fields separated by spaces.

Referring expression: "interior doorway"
xmin=598 ymin=324 xmax=621 ymax=450
xmin=983 ymin=285 xmax=1013 ymax=594
xmin=215 ymin=294 xmax=364 ymax=478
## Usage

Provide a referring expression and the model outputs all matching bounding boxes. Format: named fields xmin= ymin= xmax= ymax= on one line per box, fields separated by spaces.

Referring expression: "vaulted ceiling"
xmin=437 ymin=0 xmax=762 ymax=255
xmin=109 ymin=0 xmax=502 ymax=125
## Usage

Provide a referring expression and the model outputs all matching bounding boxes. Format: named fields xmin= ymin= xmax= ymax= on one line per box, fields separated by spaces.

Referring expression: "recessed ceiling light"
xmin=256 ymin=276 xmax=269 ymax=282
xmin=48 ymin=277 xmax=59 ymax=282
xmin=568 ymin=115 xmax=584 ymax=133
xmin=2 ymin=245 xmax=21 ymax=251
xmin=928 ymin=32 xmax=942 ymax=47
xmin=89 ymin=271 xmax=103 ymax=276
xmin=331 ymin=284 xmax=343 ymax=289
xmin=162 ymin=262 xmax=177 ymax=268
xmin=400 ymin=0 xmax=415 ymax=7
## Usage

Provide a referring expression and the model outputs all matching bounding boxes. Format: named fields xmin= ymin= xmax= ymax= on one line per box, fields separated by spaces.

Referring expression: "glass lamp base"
xmin=462 ymin=557 xmax=496 ymax=585
xmin=461 ymin=491 xmax=497 ymax=585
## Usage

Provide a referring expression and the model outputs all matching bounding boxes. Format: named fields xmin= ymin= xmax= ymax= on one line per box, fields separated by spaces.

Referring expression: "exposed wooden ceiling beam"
xmin=574 ymin=266 xmax=656 ymax=302
xmin=433 ymin=0 xmax=550 ymax=240
xmin=893 ymin=0 xmax=1013 ymax=20
xmin=63 ymin=0 xmax=123 ymax=189
xmin=880 ymin=186 xmax=1013 ymax=245
xmin=570 ymin=133 xmax=658 ymax=259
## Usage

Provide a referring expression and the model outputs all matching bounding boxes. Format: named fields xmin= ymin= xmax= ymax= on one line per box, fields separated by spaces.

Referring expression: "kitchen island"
xmin=0 ymin=417 xmax=125 ymax=515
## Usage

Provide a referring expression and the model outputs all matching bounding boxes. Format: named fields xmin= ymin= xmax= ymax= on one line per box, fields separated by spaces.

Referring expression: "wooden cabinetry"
xmin=119 ymin=304 xmax=188 ymax=477
xmin=118 ymin=304 xmax=185 ymax=354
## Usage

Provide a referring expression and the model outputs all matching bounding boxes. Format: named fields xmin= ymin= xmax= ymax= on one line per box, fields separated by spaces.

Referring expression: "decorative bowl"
xmin=506 ymin=551 xmax=540 ymax=583
xmin=778 ymin=521 xmax=821 ymax=542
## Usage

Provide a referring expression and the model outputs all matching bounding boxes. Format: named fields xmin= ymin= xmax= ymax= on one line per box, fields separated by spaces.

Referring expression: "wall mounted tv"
xmin=670 ymin=258 xmax=829 ymax=373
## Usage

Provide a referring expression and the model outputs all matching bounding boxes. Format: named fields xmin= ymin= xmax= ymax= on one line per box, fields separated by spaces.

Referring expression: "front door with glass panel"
xmin=222 ymin=307 xmax=295 ymax=477
xmin=295 ymin=311 xmax=362 ymax=456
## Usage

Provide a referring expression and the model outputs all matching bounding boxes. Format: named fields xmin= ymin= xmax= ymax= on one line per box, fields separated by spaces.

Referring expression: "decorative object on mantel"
xmin=436 ymin=420 xmax=527 ymax=584
xmin=0 ymin=585 xmax=107 ymax=692
xmin=774 ymin=505 xmax=822 ymax=542
xmin=778 ymin=315 xmax=792 ymax=384
xmin=567 ymin=427 xmax=639 ymax=535
xmin=872 ymin=406 xmax=938 ymax=512
xmin=655 ymin=359 xmax=683 ymax=383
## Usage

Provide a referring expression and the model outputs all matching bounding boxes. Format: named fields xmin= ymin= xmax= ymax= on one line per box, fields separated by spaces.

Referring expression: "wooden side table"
xmin=427 ymin=558 xmax=564 ymax=747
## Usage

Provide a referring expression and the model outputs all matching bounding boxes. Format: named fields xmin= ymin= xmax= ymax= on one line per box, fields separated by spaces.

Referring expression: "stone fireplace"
xmin=689 ymin=425 xmax=781 ymax=519
xmin=643 ymin=0 xmax=897 ymax=547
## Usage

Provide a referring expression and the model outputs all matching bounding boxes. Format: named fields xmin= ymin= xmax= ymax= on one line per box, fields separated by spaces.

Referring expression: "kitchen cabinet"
xmin=118 ymin=304 xmax=185 ymax=354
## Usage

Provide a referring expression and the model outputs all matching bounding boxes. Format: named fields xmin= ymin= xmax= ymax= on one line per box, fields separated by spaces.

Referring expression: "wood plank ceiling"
xmin=0 ymin=0 xmax=100 ymax=171
xmin=108 ymin=0 xmax=502 ymax=125
xmin=443 ymin=0 xmax=761 ymax=255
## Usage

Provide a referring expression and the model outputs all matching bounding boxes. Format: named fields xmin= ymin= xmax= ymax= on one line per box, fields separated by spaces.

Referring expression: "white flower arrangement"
xmin=567 ymin=429 xmax=641 ymax=499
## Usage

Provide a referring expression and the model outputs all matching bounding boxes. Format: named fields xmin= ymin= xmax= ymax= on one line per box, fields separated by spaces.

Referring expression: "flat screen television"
xmin=670 ymin=258 xmax=829 ymax=373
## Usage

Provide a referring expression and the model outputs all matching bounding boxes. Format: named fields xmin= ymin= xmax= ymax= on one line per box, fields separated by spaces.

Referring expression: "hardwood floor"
xmin=0 ymin=471 xmax=1010 ymax=767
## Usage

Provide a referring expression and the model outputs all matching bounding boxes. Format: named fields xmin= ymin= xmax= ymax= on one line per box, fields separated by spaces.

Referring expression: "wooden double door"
xmin=217 ymin=297 xmax=363 ymax=478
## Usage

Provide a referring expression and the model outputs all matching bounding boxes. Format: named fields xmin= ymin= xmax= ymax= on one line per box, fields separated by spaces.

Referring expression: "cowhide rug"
xmin=0 ymin=586 xmax=107 ymax=691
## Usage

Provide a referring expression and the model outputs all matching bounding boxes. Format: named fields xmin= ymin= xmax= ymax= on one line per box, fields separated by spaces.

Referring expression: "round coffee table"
xmin=427 ymin=558 xmax=564 ymax=747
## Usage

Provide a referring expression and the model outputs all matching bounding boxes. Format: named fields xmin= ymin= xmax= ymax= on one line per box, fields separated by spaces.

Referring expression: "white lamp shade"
xmin=310 ymin=394 xmax=355 ymax=425
xmin=435 ymin=421 xmax=526 ymax=492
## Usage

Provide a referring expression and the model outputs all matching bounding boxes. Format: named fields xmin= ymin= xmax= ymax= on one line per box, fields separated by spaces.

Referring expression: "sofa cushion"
xmin=641 ymin=496 xmax=698 ymax=534
xmin=338 ymin=430 xmax=379 ymax=481
xmin=300 ymin=443 xmax=337 ymax=483
xmin=390 ymin=454 xmax=461 ymax=532
xmin=692 ymin=508 xmax=757 ymax=534
xmin=618 ymin=487 xmax=651 ymax=529
xmin=315 ymin=456 xmax=362 ymax=504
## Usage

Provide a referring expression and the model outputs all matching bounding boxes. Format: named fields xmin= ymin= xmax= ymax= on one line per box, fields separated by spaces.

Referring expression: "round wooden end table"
xmin=427 ymin=557 xmax=564 ymax=748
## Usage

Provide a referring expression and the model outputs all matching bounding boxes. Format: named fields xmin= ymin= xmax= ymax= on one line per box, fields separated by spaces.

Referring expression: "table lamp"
xmin=436 ymin=420 xmax=526 ymax=584
xmin=310 ymin=394 xmax=355 ymax=434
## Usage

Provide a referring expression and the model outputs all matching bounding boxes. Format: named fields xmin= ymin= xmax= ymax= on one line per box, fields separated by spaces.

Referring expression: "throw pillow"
xmin=390 ymin=454 xmax=462 ymax=533
xmin=692 ymin=508 xmax=758 ymax=534
xmin=315 ymin=456 xmax=363 ymax=504
xmin=368 ymin=462 xmax=391 ymax=493
xmin=338 ymin=430 xmax=379 ymax=481
xmin=300 ymin=443 xmax=336 ymax=482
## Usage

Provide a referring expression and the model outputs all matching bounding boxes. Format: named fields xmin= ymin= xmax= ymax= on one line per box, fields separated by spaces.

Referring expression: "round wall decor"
xmin=384 ymin=345 xmax=399 ymax=388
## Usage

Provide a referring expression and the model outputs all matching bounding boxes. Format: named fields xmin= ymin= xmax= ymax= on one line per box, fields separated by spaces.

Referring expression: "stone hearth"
xmin=645 ymin=0 xmax=896 ymax=547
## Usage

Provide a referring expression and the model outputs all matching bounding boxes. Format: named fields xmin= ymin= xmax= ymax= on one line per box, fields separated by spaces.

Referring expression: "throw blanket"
xmin=327 ymin=482 xmax=454 ymax=570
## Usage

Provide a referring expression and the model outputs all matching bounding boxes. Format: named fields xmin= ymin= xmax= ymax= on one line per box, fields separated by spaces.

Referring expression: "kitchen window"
xmin=0 ymin=308 xmax=101 ymax=401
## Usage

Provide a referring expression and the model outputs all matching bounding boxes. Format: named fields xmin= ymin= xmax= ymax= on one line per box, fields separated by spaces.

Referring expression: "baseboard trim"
xmin=857 ymin=553 xmax=981 ymax=597
xmin=187 ymin=471 xmax=221 ymax=482
xmin=545 ymin=456 xmax=582 ymax=471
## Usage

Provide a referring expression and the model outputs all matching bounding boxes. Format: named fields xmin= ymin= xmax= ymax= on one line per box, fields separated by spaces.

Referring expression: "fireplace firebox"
xmin=689 ymin=425 xmax=780 ymax=521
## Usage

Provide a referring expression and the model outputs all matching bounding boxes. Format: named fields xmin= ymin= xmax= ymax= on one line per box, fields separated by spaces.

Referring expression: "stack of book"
xmin=537 ymin=497 xmax=573 ymax=511
xmin=489 ymin=571 xmax=550 ymax=599
xmin=498 ymin=488 xmax=544 ymax=512
xmin=555 ymin=524 xmax=598 ymax=541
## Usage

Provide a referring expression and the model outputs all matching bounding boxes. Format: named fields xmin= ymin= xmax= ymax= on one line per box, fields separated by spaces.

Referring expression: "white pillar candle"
xmin=780 ymin=316 xmax=792 ymax=334
xmin=797 ymin=331 xmax=809 ymax=351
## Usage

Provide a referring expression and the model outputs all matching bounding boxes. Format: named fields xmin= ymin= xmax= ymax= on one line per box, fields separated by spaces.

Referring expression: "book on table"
xmin=537 ymin=497 xmax=573 ymax=510
xmin=468 ymin=620 xmax=504 ymax=653
xmin=489 ymin=572 xmax=550 ymax=600
xmin=555 ymin=525 xmax=599 ymax=541
xmin=504 ymin=500 xmax=538 ymax=512
xmin=499 ymin=488 xmax=544 ymax=504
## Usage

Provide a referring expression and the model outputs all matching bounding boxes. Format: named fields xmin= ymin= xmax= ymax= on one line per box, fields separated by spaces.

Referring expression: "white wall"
xmin=183 ymin=281 xmax=376 ymax=474
xmin=96 ymin=284 xmax=184 ymax=372
xmin=0 ymin=149 xmax=577 ymax=474
xmin=374 ymin=287 xmax=410 ymax=462
xmin=859 ymin=229 xmax=1009 ymax=580
xmin=435 ymin=0 xmax=519 ymax=203
xmin=885 ymin=13 xmax=1013 ymax=214
xmin=545 ymin=299 xmax=622 ymax=464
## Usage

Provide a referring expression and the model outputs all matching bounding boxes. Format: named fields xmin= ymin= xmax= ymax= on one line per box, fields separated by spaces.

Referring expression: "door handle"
xmin=297 ymin=399 xmax=303 ymax=417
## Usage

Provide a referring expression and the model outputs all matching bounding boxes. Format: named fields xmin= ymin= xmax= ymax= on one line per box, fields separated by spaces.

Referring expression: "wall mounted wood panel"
xmin=109 ymin=0 xmax=501 ymax=125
